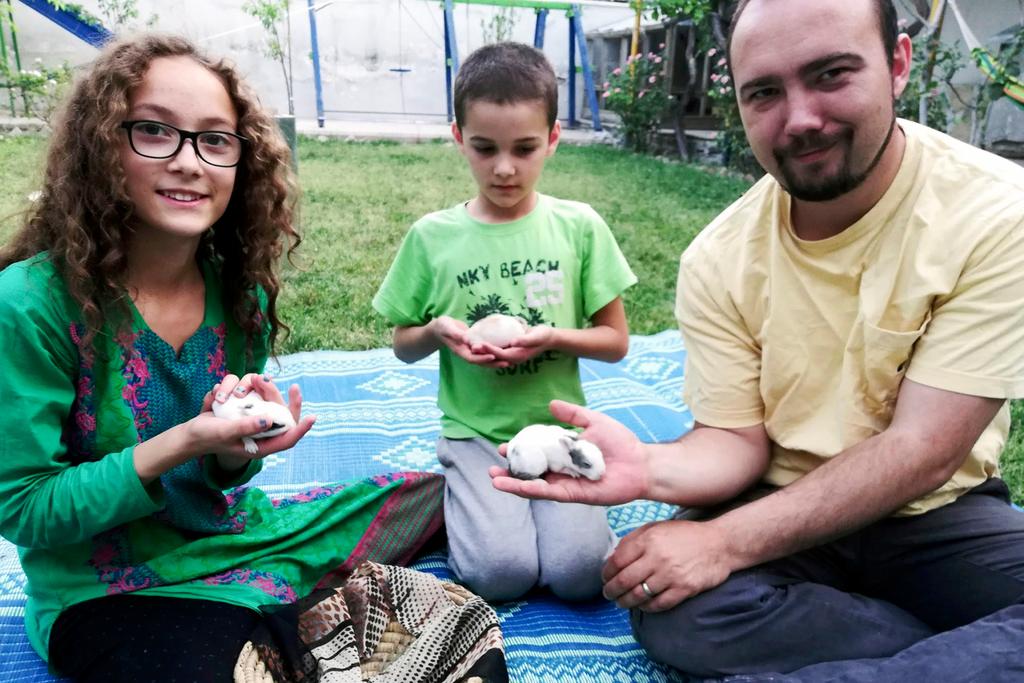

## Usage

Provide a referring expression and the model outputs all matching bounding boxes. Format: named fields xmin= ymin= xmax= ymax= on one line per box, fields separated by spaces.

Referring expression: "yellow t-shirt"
xmin=676 ymin=119 xmax=1024 ymax=516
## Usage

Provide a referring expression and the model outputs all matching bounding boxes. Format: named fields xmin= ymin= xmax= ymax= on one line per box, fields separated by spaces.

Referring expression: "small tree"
xmin=0 ymin=4 xmax=82 ymax=123
xmin=896 ymin=39 xmax=965 ymax=134
xmin=704 ymin=47 xmax=760 ymax=173
xmin=96 ymin=0 xmax=159 ymax=29
xmin=647 ymin=0 xmax=715 ymax=23
xmin=7 ymin=60 xmax=74 ymax=123
xmin=603 ymin=50 xmax=671 ymax=153
xmin=243 ymin=0 xmax=294 ymax=116
xmin=481 ymin=7 xmax=518 ymax=44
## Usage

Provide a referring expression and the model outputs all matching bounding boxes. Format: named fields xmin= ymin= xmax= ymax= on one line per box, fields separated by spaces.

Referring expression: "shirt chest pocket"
xmin=859 ymin=314 xmax=930 ymax=411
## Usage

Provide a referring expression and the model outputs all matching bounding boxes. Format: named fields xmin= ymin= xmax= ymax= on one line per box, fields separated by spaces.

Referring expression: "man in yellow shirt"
xmin=492 ymin=0 xmax=1024 ymax=678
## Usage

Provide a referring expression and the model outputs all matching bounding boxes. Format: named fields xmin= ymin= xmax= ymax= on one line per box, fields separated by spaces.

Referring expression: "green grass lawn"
xmin=1 ymin=134 xmax=1021 ymax=505
xmin=288 ymin=137 xmax=748 ymax=349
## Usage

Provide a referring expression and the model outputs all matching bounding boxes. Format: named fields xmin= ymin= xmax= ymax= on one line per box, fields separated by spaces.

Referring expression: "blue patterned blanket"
xmin=0 ymin=331 xmax=693 ymax=682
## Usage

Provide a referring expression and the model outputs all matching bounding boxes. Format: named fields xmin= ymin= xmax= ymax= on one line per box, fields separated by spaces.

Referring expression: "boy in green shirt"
xmin=373 ymin=43 xmax=637 ymax=601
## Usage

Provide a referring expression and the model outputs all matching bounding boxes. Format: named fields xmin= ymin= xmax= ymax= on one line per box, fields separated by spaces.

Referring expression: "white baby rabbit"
xmin=466 ymin=314 xmax=529 ymax=348
xmin=212 ymin=392 xmax=296 ymax=454
xmin=506 ymin=424 xmax=606 ymax=481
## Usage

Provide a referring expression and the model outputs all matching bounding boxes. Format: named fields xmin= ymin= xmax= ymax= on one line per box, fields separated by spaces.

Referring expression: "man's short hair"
xmin=453 ymin=42 xmax=559 ymax=130
xmin=726 ymin=0 xmax=899 ymax=69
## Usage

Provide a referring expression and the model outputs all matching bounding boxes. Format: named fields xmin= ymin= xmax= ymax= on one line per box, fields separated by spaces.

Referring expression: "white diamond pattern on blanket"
xmin=357 ymin=370 xmax=430 ymax=397
xmin=623 ymin=356 xmax=681 ymax=382
xmin=608 ymin=501 xmax=679 ymax=534
xmin=0 ymin=572 xmax=27 ymax=599
xmin=259 ymin=452 xmax=286 ymax=470
xmin=372 ymin=436 xmax=442 ymax=472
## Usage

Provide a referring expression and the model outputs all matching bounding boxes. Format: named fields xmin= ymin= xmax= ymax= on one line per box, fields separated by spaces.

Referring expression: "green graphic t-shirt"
xmin=373 ymin=194 xmax=637 ymax=444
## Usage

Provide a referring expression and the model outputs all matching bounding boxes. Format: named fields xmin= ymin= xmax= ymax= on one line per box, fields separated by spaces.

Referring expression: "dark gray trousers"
xmin=631 ymin=479 xmax=1024 ymax=682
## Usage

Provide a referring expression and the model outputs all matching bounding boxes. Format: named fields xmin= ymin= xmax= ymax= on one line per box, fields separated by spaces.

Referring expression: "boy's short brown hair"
xmin=453 ymin=42 xmax=558 ymax=130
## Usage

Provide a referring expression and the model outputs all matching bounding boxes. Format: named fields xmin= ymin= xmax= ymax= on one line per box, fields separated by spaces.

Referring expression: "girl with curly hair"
xmin=0 ymin=34 xmax=443 ymax=682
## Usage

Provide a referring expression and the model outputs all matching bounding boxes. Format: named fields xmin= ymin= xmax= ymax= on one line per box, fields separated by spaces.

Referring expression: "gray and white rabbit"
xmin=211 ymin=392 xmax=296 ymax=454
xmin=506 ymin=424 xmax=606 ymax=481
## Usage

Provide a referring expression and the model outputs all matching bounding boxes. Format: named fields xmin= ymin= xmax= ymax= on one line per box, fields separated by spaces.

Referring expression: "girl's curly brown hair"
xmin=0 ymin=33 xmax=300 ymax=357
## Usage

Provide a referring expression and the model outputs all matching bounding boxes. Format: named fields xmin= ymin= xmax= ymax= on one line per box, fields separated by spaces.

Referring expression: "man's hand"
xmin=601 ymin=519 xmax=733 ymax=612
xmin=490 ymin=399 xmax=650 ymax=505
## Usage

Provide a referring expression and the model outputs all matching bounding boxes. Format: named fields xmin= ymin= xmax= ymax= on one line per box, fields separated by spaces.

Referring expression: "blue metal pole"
xmin=567 ymin=7 xmax=576 ymax=128
xmin=533 ymin=8 xmax=548 ymax=48
xmin=444 ymin=0 xmax=461 ymax=123
xmin=307 ymin=0 xmax=325 ymax=127
xmin=572 ymin=6 xmax=602 ymax=131
xmin=16 ymin=0 xmax=113 ymax=47
xmin=443 ymin=0 xmax=457 ymax=123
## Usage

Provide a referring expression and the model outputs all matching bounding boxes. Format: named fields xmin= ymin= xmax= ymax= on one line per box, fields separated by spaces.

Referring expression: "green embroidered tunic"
xmin=0 ymin=255 xmax=406 ymax=662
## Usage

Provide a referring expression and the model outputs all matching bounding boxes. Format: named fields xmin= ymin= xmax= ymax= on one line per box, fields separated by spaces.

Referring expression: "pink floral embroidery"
xmin=223 ymin=486 xmax=247 ymax=509
xmin=106 ymin=566 xmax=157 ymax=594
xmin=116 ymin=329 xmax=152 ymax=437
xmin=203 ymin=568 xmax=296 ymax=602
xmin=372 ymin=473 xmax=403 ymax=487
xmin=91 ymin=542 xmax=118 ymax=566
xmin=75 ymin=411 xmax=96 ymax=433
xmin=207 ymin=323 xmax=227 ymax=376
xmin=207 ymin=485 xmax=250 ymax=532
xmin=89 ymin=531 xmax=163 ymax=595
xmin=68 ymin=323 xmax=97 ymax=460
xmin=124 ymin=357 xmax=150 ymax=383
xmin=271 ymin=484 xmax=349 ymax=509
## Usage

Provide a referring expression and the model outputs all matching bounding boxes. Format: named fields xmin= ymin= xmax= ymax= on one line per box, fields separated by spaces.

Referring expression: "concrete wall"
xmin=13 ymin=0 xmax=636 ymax=123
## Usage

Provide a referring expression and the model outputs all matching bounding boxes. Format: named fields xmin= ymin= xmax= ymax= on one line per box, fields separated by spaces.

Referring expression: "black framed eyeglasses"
xmin=120 ymin=120 xmax=248 ymax=168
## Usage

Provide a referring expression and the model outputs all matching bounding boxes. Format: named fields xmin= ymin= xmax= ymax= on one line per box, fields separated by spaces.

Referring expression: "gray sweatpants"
xmin=438 ymin=436 xmax=616 ymax=602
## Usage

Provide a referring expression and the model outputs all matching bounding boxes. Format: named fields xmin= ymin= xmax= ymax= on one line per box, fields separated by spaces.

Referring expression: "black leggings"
xmin=49 ymin=595 xmax=262 ymax=683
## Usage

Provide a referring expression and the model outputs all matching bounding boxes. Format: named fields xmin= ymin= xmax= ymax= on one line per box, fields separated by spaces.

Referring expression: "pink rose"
xmin=76 ymin=412 xmax=96 ymax=433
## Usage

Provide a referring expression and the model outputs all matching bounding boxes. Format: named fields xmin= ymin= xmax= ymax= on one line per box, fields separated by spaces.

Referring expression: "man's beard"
xmin=773 ymin=112 xmax=897 ymax=202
